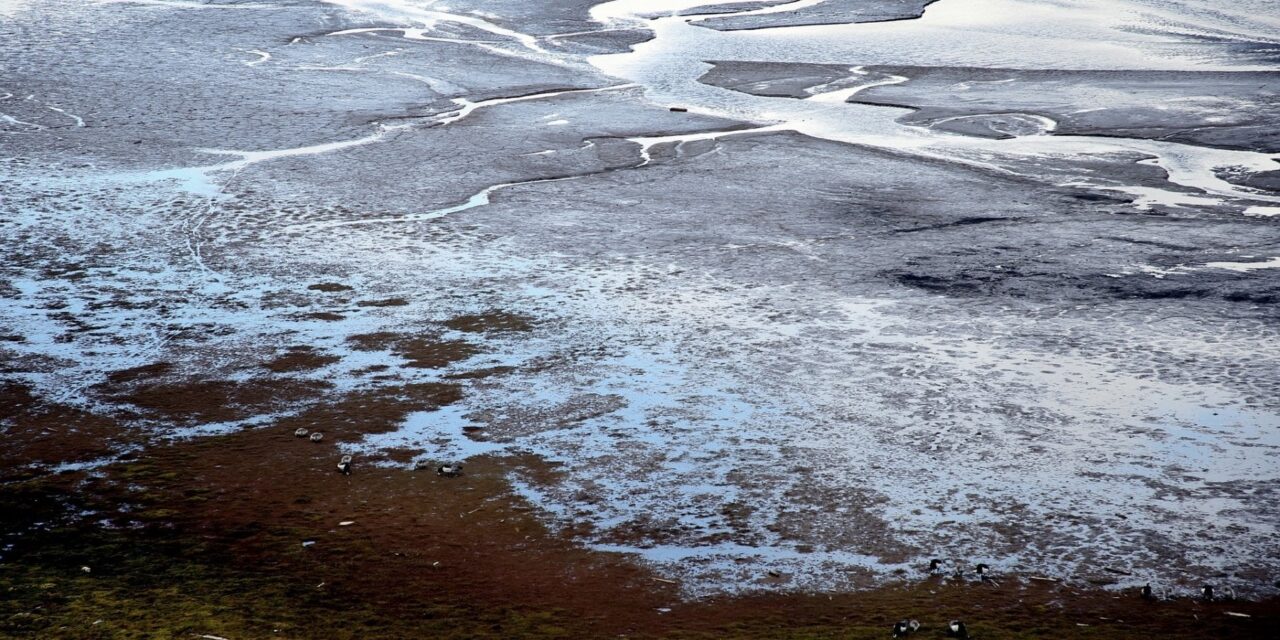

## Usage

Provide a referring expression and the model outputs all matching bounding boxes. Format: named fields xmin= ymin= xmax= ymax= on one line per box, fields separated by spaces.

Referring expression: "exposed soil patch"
xmin=445 ymin=311 xmax=535 ymax=334
xmin=398 ymin=338 xmax=480 ymax=368
xmin=0 ymin=383 xmax=130 ymax=481
xmin=347 ymin=332 xmax=480 ymax=369
xmin=105 ymin=362 xmax=173 ymax=384
xmin=307 ymin=282 xmax=354 ymax=292
xmin=263 ymin=346 xmax=341 ymax=373
xmin=275 ymin=382 xmax=462 ymax=442
xmin=103 ymin=377 xmax=331 ymax=424
xmin=301 ymin=311 xmax=346 ymax=321
xmin=356 ymin=297 xmax=410 ymax=307
xmin=347 ymin=331 xmax=401 ymax=351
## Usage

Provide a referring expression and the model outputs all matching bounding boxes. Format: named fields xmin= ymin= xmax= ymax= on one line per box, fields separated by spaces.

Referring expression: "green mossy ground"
xmin=0 ymin=475 xmax=577 ymax=640
xmin=2 ymin=456 xmax=1276 ymax=639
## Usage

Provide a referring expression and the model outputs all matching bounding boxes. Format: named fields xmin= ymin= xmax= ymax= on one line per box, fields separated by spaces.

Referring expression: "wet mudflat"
xmin=2 ymin=0 xmax=1280 ymax=637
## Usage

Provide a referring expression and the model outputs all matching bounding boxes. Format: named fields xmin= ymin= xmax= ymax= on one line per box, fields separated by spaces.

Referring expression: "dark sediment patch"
xmin=1230 ymin=168 xmax=1280 ymax=193
xmin=444 ymin=311 xmax=534 ymax=334
xmin=693 ymin=0 xmax=938 ymax=31
xmin=102 ymin=377 xmax=332 ymax=424
xmin=347 ymin=332 xmax=481 ymax=369
xmin=307 ymin=282 xmax=354 ymax=293
xmin=262 ymin=346 xmax=341 ymax=373
xmin=399 ymin=338 xmax=480 ymax=368
xmin=347 ymin=332 xmax=401 ymax=351
xmin=355 ymin=297 xmax=410 ymax=307
xmin=300 ymin=311 xmax=346 ymax=321
xmin=274 ymin=382 xmax=462 ymax=442
xmin=677 ymin=2 xmax=790 ymax=17
xmin=105 ymin=362 xmax=174 ymax=384
xmin=0 ymin=382 xmax=130 ymax=481
xmin=893 ymin=216 xmax=1009 ymax=234
xmin=545 ymin=28 xmax=655 ymax=55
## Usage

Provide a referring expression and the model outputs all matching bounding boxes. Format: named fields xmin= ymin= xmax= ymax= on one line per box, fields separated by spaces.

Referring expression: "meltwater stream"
xmin=587 ymin=0 xmax=1280 ymax=210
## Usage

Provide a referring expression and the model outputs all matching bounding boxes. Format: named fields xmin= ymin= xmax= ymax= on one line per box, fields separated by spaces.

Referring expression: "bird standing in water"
xmin=337 ymin=455 xmax=352 ymax=476
xmin=947 ymin=620 xmax=969 ymax=639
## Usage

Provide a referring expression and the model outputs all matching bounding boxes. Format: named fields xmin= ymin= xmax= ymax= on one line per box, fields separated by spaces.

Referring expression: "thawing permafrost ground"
xmin=2 ymin=0 xmax=1279 ymax=598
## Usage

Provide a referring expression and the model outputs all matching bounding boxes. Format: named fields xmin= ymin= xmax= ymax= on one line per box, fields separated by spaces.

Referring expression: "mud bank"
xmin=3 ymin=382 xmax=1279 ymax=639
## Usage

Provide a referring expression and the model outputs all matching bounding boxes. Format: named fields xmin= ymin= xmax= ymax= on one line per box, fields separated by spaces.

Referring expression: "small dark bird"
xmin=337 ymin=455 xmax=352 ymax=476
xmin=437 ymin=463 xmax=463 ymax=477
xmin=294 ymin=427 xmax=309 ymax=437
xmin=890 ymin=620 xmax=920 ymax=637
xmin=947 ymin=620 xmax=968 ymax=639
xmin=1140 ymin=583 xmax=1155 ymax=601
xmin=1202 ymin=585 xmax=1214 ymax=601
xmin=890 ymin=619 xmax=921 ymax=634
xmin=929 ymin=558 xmax=943 ymax=573
xmin=974 ymin=563 xmax=990 ymax=579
